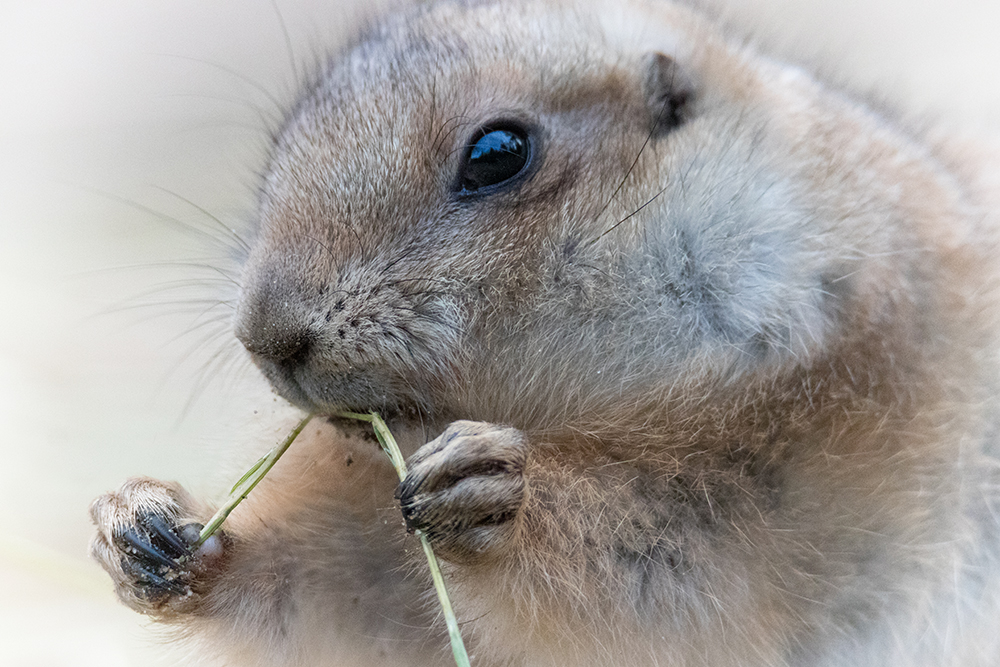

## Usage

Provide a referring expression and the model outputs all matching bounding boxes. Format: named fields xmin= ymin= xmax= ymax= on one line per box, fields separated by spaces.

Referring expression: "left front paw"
xmin=395 ymin=421 xmax=527 ymax=564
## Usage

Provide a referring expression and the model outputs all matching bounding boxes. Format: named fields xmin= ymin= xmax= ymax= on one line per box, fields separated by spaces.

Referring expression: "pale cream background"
xmin=1 ymin=1 xmax=997 ymax=665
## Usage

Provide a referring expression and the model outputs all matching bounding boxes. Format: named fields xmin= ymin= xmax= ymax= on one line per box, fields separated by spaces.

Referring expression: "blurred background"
xmin=1 ymin=0 xmax=997 ymax=665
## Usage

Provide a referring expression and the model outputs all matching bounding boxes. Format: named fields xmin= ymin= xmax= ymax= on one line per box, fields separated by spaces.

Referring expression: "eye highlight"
xmin=456 ymin=125 xmax=532 ymax=195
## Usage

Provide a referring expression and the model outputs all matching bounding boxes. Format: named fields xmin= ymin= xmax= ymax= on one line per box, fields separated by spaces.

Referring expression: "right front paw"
xmin=90 ymin=477 xmax=221 ymax=616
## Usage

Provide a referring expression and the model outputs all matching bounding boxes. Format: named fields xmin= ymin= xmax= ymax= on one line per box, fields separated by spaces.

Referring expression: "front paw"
xmin=89 ymin=477 xmax=222 ymax=616
xmin=396 ymin=421 xmax=527 ymax=564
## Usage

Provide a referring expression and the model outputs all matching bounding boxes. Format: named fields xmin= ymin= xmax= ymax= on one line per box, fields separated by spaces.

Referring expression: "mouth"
xmin=252 ymin=355 xmax=433 ymax=420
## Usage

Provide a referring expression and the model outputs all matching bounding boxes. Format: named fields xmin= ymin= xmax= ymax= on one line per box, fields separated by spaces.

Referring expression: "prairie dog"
xmin=90 ymin=0 xmax=1000 ymax=665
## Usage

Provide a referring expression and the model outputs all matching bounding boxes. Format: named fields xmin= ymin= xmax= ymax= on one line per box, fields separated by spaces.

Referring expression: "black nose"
xmin=235 ymin=280 xmax=314 ymax=365
xmin=236 ymin=321 xmax=312 ymax=363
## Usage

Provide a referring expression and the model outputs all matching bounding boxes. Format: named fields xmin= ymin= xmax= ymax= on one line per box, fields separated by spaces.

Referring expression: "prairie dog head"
xmin=235 ymin=0 xmax=949 ymax=426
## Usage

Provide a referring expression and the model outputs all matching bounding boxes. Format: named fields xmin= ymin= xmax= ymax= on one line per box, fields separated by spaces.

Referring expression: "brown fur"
xmin=91 ymin=0 xmax=1000 ymax=664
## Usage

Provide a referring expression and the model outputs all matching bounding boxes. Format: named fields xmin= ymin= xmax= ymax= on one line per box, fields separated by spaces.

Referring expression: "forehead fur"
xmin=257 ymin=0 xmax=716 ymax=240
xmin=279 ymin=0 xmax=703 ymax=142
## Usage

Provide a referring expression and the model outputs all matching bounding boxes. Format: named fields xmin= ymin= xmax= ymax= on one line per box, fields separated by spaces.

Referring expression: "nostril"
xmin=234 ymin=268 xmax=318 ymax=365
xmin=237 ymin=326 xmax=313 ymax=363
xmin=245 ymin=332 xmax=311 ymax=363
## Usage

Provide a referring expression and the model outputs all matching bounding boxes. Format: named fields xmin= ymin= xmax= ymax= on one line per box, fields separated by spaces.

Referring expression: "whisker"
xmin=155 ymin=53 xmax=288 ymax=119
xmin=182 ymin=342 xmax=248 ymax=418
xmin=268 ymin=0 xmax=301 ymax=86
xmin=599 ymin=187 xmax=668 ymax=239
xmin=380 ymin=244 xmax=420 ymax=275
xmin=77 ymin=186 xmax=244 ymax=255
xmin=590 ymin=83 xmax=680 ymax=241
xmin=97 ymin=300 xmax=235 ymax=322
xmin=152 ymin=187 xmax=252 ymax=256
xmin=162 ymin=93 xmax=278 ymax=131
xmin=303 ymin=233 xmax=340 ymax=265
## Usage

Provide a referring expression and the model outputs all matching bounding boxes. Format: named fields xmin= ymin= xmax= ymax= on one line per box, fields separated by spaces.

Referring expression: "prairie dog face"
xmin=235 ymin=0 xmax=909 ymax=424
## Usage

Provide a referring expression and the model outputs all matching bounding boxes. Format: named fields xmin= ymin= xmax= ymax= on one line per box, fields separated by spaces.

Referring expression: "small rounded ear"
xmin=642 ymin=52 xmax=694 ymax=135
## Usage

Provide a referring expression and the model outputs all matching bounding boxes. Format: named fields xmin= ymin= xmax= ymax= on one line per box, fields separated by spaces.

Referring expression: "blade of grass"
xmin=194 ymin=413 xmax=314 ymax=547
xmin=193 ymin=409 xmax=471 ymax=666
xmin=418 ymin=531 xmax=470 ymax=667
xmin=363 ymin=412 xmax=471 ymax=667
xmin=368 ymin=412 xmax=409 ymax=479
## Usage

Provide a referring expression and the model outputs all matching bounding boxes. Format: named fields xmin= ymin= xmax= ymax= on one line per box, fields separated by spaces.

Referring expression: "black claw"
xmin=126 ymin=561 xmax=188 ymax=598
xmin=395 ymin=476 xmax=419 ymax=502
xmin=397 ymin=459 xmax=516 ymax=502
xmin=116 ymin=527 xmax=176 ymax=571
xmin=141 ymin=513 xmax=189 ymax=557
xmin=398 ymin=499 xmax=421 ymax=533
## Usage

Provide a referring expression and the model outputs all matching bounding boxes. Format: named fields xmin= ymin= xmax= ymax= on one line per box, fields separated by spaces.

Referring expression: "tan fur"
xmin=91 ymin=0 xmax=1000 ymax=665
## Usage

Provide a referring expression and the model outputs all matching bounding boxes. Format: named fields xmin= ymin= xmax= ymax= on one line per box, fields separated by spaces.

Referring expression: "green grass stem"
xmin=360 ymin=412 xmax=472 ymax=667
xmin=194 ymin=410 xmax=471 ymax=667
xmin=195 ymin=413 xmax=314 ymax=547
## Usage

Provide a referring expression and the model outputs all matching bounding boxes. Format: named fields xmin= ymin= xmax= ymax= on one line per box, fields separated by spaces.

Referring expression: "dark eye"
xmin=456 ymin=125 xmax=532 ymax=194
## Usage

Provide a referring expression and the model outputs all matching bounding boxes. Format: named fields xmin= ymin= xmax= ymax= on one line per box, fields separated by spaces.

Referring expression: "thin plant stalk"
xmin=358 ymin=411 xmax=472 ymax=667
xmin=195 ymin=413 xmax=314 ymax=546
xmin=194 ymin=410 xmax=471 ymax=667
